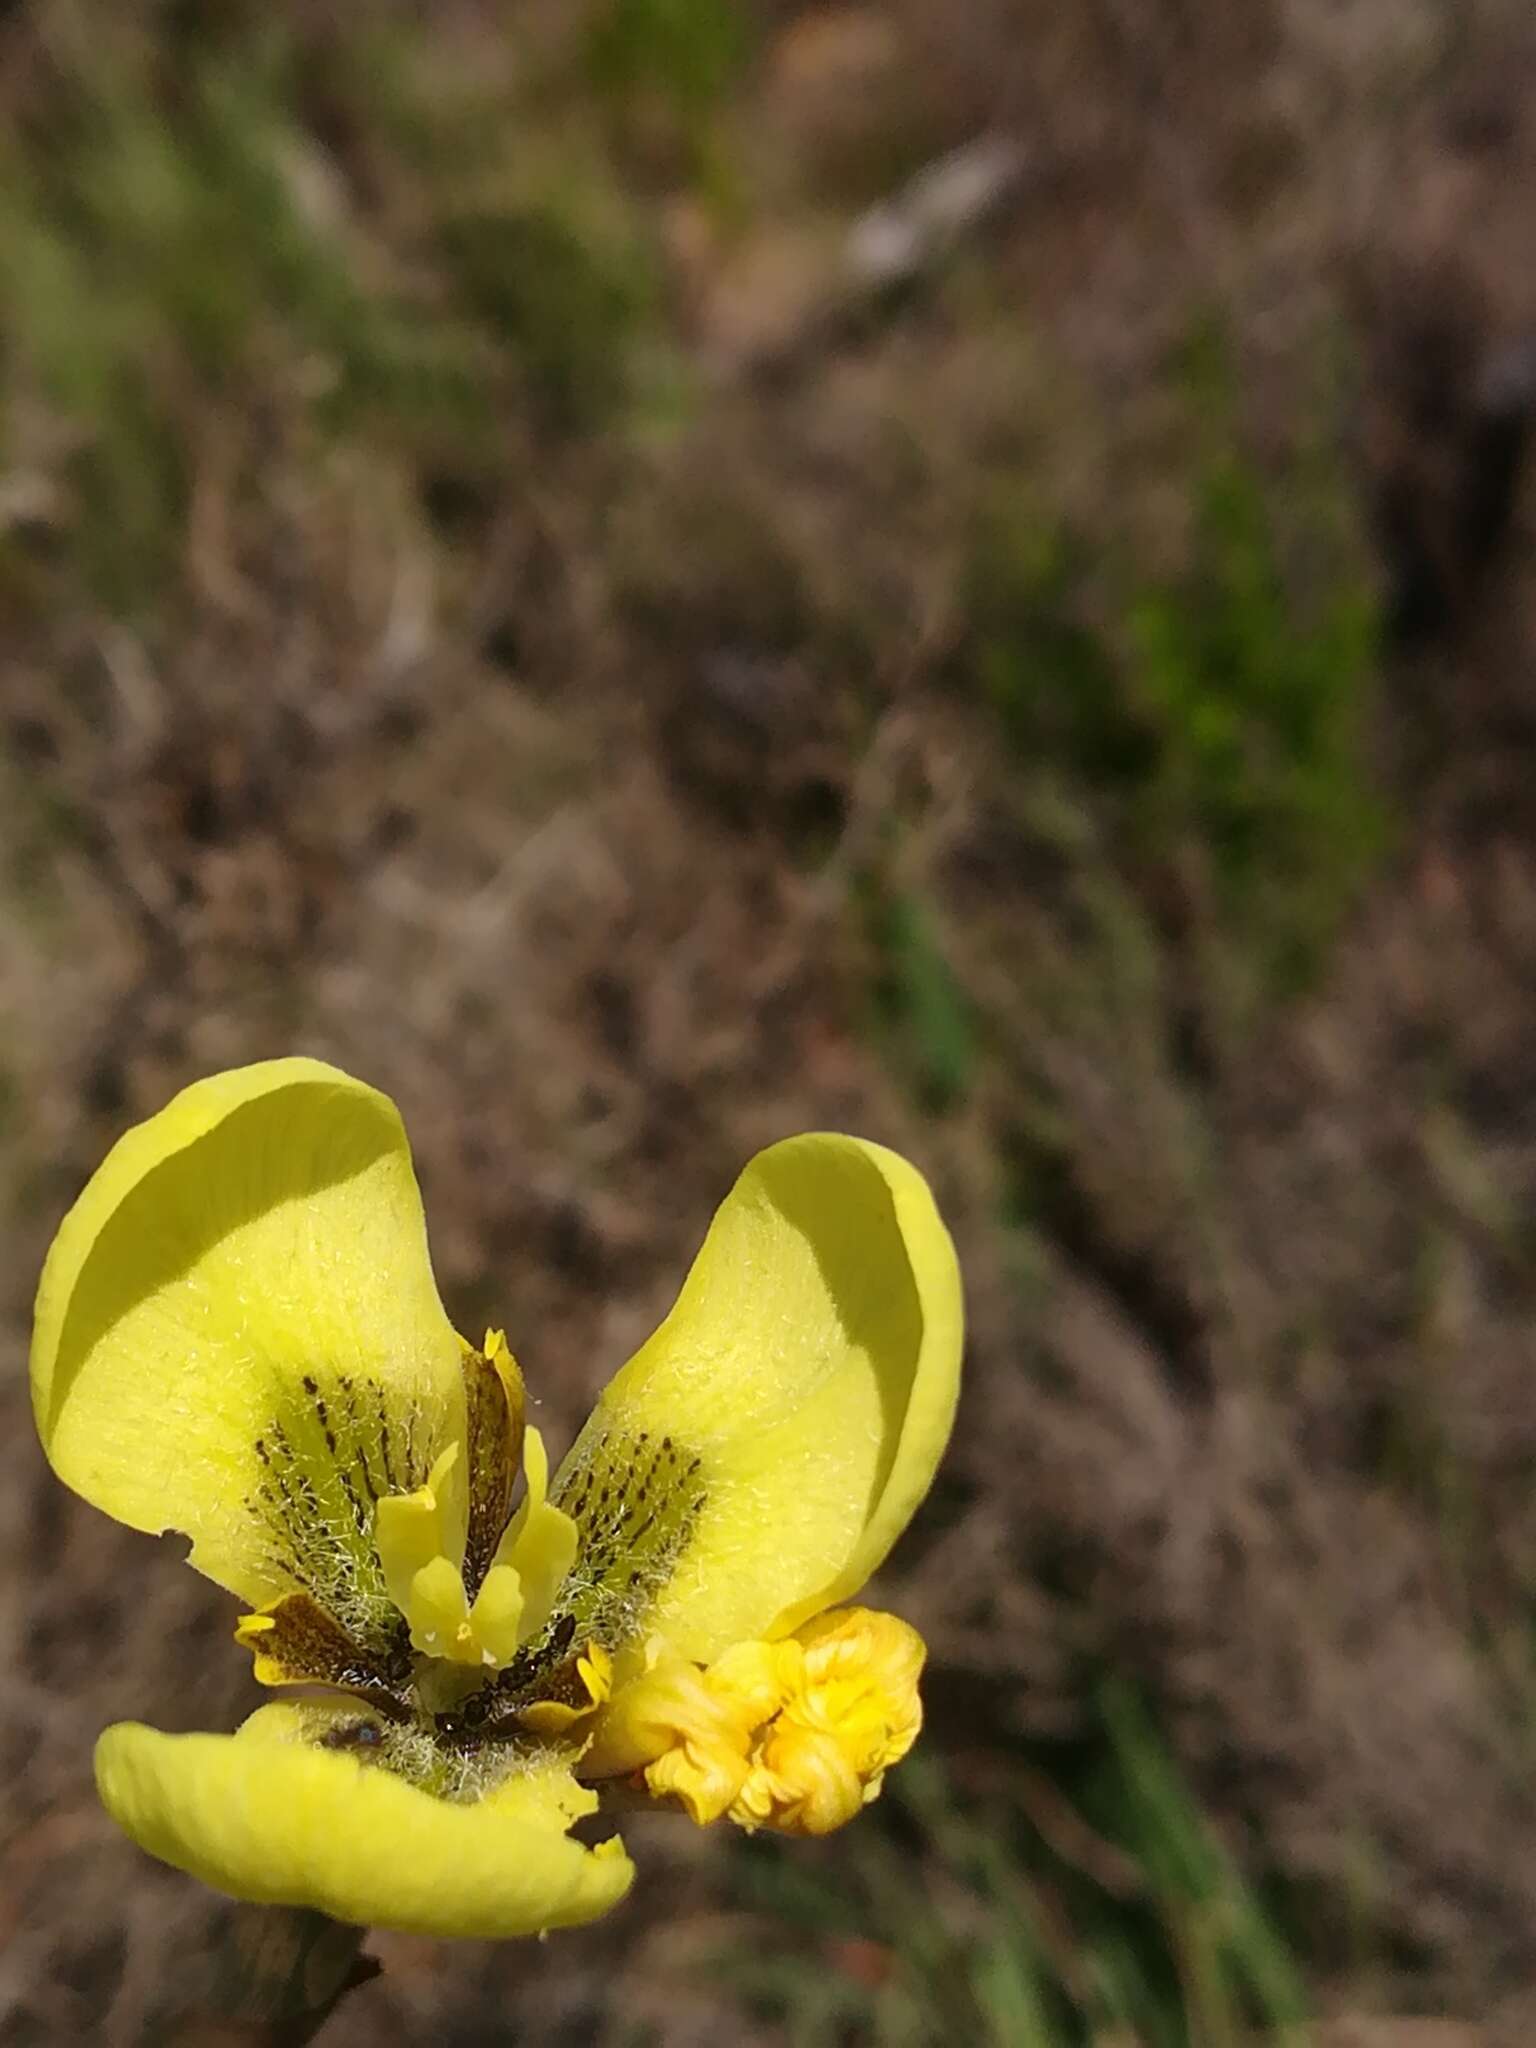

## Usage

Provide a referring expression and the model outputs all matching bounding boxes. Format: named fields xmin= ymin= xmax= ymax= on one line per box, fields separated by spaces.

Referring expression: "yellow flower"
xmin=31 ymin=1059 xmax=963 ymax=1939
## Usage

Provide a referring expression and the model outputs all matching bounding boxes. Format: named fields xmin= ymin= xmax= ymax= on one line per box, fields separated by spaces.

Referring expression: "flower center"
xmin=375 ymin=1417 xmax=578 ymax=1669
xmin=235 ymin=1333 xmax=601 ymax=1764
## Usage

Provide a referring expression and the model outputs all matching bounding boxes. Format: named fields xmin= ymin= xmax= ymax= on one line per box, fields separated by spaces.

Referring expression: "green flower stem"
xmin=141 ymin=1907 xmax=378 ymax=2046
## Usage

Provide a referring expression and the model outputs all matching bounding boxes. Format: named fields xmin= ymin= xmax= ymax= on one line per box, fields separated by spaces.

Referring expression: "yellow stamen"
xmin=464 ymin=1564 xmax=524 ymax=1667
xmin=375 ymin=1442 xmax=466 ymax=1656
xmin=374 ymin=1420 xmax=578 ymax=1672
xmin=405 ymin=1553 xmax=477 ymax=1662
xmin=487 ymin=1426 xmax=578 ymax=1645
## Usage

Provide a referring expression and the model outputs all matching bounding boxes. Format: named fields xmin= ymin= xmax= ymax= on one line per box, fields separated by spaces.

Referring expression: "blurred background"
xmin=4 ymin=2 xmax=1536 ymax=2042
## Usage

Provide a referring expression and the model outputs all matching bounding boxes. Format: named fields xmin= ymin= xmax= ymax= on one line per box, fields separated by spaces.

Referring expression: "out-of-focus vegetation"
xmin=6 ymin=2 xmax=1536 ymax=2044
xmin=723 ymin=1697 xmax=1308 ymax=2048
xmin=964 ymin=343 xmax=1383 ymax=1010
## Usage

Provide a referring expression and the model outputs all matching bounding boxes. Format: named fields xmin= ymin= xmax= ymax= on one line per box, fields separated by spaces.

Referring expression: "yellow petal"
xmin=644 ymin=1736 xmax=749 ymax=1827
xmin=591 ymin=1645 xmax=759 ymax=1825
xmin=587 ymin=1607 xmax=924 ymax=1838
xmin=707 ymin=1637 xmax=799 ymax=1726
xmin=30 ymin=1060 xmax=465 ymax=1632
xmin=735 ymin=1722 xmax=866 ymax=1835
xmin=581 ymin=1641 xmax=746 ymax=1779
xmin=551 ymin=1135 xmax=962 ymax=1661
xmin=95 ymin=1710 xmax=634 ymax=1939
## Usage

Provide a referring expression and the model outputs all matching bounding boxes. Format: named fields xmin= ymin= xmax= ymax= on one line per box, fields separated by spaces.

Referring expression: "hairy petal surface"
xmin=551 ymin=1134 xmax=963 ymax=1662
xmin=31 ymin=1060 xmax=465 ymax=1625
xmin=95 ymin=1707 xmax=633 ymax=1938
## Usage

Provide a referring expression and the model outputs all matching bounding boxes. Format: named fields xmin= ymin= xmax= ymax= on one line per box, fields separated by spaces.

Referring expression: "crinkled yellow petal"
xmin=706 ymin=1638 xmax=798 ymax=1726
xmin=586 ymin=1607 xmax=924 ymax=1837
xmin=94 ymin=1709 xmax=634 ymax=1939
xmin=736 ymin=1722 xmax=866 ymax=1835
xmin=582 ymin=1639 xmax=754 ymax=1780
xmin=551 ymin=1134 xmax=962 ymax=1661
xmin=733 ymin=1608 xmax=925 ymax=1836
xmin=644 ymin=1733 xmax=750 ymax=1827
xmin=30 ymin=1060 xmax=465 ymax=1623
xmin=584 ymin=1634 xmax=798 ymax=1825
